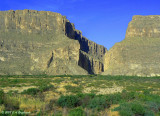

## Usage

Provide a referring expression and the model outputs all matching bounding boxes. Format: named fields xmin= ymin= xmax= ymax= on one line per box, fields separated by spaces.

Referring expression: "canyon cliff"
xmin=0 ymin=10 xmax=106 ymax=75
xmin=103 ymin=15 xmax=160 ymax=76
xmin=0 ymin=10 xmax=160 ymax=76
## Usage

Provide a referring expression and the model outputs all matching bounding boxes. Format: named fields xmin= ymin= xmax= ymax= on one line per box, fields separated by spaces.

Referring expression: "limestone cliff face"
xmin=103 ymin=15 xmax=160 ymax=76
xmin=126 ymin=15 xmax=160 ymax=38
xmin=0 ymin=10 xmax=66 ymax=34
xmin=64 ymin=21 xmax=107 ymax=74
xmin=0 ymin=10 xmax=106 ymax=75
xmin=78 ymin=51 xmax=104 ymax=74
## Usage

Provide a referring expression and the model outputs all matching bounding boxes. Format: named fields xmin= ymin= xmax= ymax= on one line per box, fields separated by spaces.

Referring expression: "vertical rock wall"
xmin=64 ymin=20 xmax=107 ymax=74
xmin=0 ymin=10 xmax=107 ymax=75
xmin=103 ymin=15 xmax=160 ymax=76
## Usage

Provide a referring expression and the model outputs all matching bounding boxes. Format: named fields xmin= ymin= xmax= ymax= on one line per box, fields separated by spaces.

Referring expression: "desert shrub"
xmin=121 ymin=90 xmax=135 ymax=101
xmin=114 ymin=102 xmax=133 ymax=116
xmin=76 ymin=93 xmax=96 ymax=107
xmin=4 ymin=97 xmax=19 ymax=110
xmin=64 ymin=85 xmax=83 ymax=93
xmin=131 ymin=102 xmax=145 ymax=115
xmin=52 ymin=79 xmax=64 ymax=84
xmin=146 ymin=101 xmax=160 ymax=113
xmin=39 ymin=84 xmax=54 ymax=92
xmin=45 ymin=99 xmax=55 ymax=111
xmin=52 ymin=111 xmax=63 ymax=116
xmin=83 ymin=93 xmax=96 ymax=98
xmin=119 ymin=110 xmax=133 ymax=116
xmin=106 ymin=93 xmax=122 ymax=104
xmin=143 ymin=89 xmax=151 ymax=95
xmin=58 ymin=92 xmax=160 ymax=114
xmin=144 ymin=110 xmax=155 ymax=116
xmin=114 ymin=102 xmax=147 ymax=116
xmin=22 ymin=84 xmax=54 ymax=96
xmin=157 ymin=112 xmax=160 ymax=116
xmin=57 ymin=95 xmax=79 ymax=108
xmin=144 ymin=94 xmax=160 ymax=103
xmin=7 ymin=90 xmax=18 ymax=96
xmin=68 ymin=107 xmax=85 ymax=116
xmin=78 ymin=95 xmax=91 ymax=107
xmin=22 ymin=88 xmax=39 ymax=96
xmin=37 ymin=110 xmax=42 ymax=116
xmin=0 ymin=90 xmax=4 ymax=104
xmin=0 ymin=90 xmax=19 ymax=111
xmin=88 ymin=96 xmax=107 ymax=111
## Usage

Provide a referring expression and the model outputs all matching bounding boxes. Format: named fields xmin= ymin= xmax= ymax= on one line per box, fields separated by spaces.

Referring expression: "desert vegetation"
xmin=0 ymin=75 xmax=159 ymax=115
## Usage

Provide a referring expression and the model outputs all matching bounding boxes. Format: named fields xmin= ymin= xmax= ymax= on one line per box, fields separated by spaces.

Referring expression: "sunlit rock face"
xmin=126 ymin=15 xmax=160 ymax=38
xmin=0 ymin=10 xmax=107 ymax=75
xmin=103 ymin=15 xmax=160 ymax=76
xmin=2 ymin=10 xmax=159 ymax=76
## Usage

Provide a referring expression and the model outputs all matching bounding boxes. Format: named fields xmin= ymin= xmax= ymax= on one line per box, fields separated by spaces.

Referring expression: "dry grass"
xmin=2 ymin=86 xmax=37 ymax=93
xmin=107 ymin=105 xmax=120 ymax=116
xmin=83 ymin=86 xmax=123 ymax=95
xmin=0 ymin=105 xmax=5 ymax=112
xmin=6 ymin=95 xmax=45 ymax=113
xmin=0 ymin=75 xmax=159 ymax=115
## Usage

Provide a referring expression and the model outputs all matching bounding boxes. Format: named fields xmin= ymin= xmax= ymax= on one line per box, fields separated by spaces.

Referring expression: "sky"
xmin=0 ymin=0 xmax=160 ymax=50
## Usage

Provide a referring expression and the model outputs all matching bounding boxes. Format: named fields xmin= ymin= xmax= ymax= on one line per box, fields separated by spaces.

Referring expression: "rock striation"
xmin=125 ymin=15 xmax=160 ymax=38
xmin=0 ymin=10 xmax=107 ymax=75
xmin=1 ymin=10 xmax=159 ymax=76
xmin=103 ymin=15 xmax=160 ymax=76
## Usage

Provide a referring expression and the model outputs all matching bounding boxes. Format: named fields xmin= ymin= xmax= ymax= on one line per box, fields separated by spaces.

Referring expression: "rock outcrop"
xmin=125 ymin=15 xmax=160 ymax=38
xmin=103 ymin=15 xmax=160 ymax=76
xmin=1 ymin=10 xmax=159 ymax=76
xmin=0 ymin=10 xmax=107 ymax=75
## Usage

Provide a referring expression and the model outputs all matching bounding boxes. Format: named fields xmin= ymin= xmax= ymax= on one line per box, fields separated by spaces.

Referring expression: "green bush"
xmin=21 ymin=84 xmax=54 ymax=96
xmin=121 ymin=90 xmax=135 ymax=101
xmin=106 ymin=93 xmax=122 ymax=104
xmin=114 ymin=102 xmax=147 ymax=116
xmin=64 ymin=85 xmax=83 ymax=93
xmin=52 ymin=111 xmax=62 ymax=116
xmin=0 ymin=90 xmax=19 ymax=111
xmin=69 ymin=107 xmax=85 ymax=116
xmin=143 ymin=89 xmax=151 ymax=95
xmin=131 ymin=102 xmax=145 ymax=115
xmin=113 ymin=103 xmax=133 ymax=116
xmin=0 ymin=90 xmax=4 ymax=104
xmin=57 ymin=95 xmax=79 ymax=108
xmin=22 ymin=88 xmax=39 ymax=96
xmin=144 ymin=110 xmax=155 ymax=116
xmin=78 ymin=95 xmax=91 ymax=107
xmin=39 ymin=84 xmax=54 ymax=92
xmin=146 ymin=101 xmax=160 ymax=113
xmin=119 ymin=110 xmax=133 ymax=116
xmin=88 ymin=96 xmax=107 ymax=111
xmin=4 ymin=97 xmax=19 ymax=110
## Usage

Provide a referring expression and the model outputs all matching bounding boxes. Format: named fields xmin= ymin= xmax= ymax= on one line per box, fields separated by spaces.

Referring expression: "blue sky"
xmin=1 ymin=0 xmax=160 ymax=49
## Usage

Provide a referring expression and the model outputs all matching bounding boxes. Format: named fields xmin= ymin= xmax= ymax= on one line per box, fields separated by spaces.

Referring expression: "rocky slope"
xmin=0 ymin=10 xmax=107 ymax=75
xmin=1 ymin=10 xmax=159 ymax=76
xmin=103 ymin=15 xmax=160 ymax=76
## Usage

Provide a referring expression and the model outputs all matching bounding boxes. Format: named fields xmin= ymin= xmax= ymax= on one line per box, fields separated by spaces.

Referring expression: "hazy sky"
xmin=1 ymin=0 xmax=160 ymax=49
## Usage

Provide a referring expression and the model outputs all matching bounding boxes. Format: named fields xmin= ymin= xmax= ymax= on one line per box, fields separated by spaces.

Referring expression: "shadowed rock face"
xmin=103 ymin=15 xmax=160 ymax=76
xmin=0 ymin=10 xmax=107 ymax=75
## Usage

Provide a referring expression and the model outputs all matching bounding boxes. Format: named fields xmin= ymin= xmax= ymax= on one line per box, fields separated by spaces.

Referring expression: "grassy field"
xmin=0 ymin=75 xmax=160 ymax=116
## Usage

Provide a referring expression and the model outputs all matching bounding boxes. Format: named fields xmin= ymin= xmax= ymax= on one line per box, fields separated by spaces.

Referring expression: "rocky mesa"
xmin=0 ymin=10 xmax=107 ymax=75
xmin=103 ymin=15 xmax=160 ymax=76
xmin=0 ymin=10 xmax=160 ymax=76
